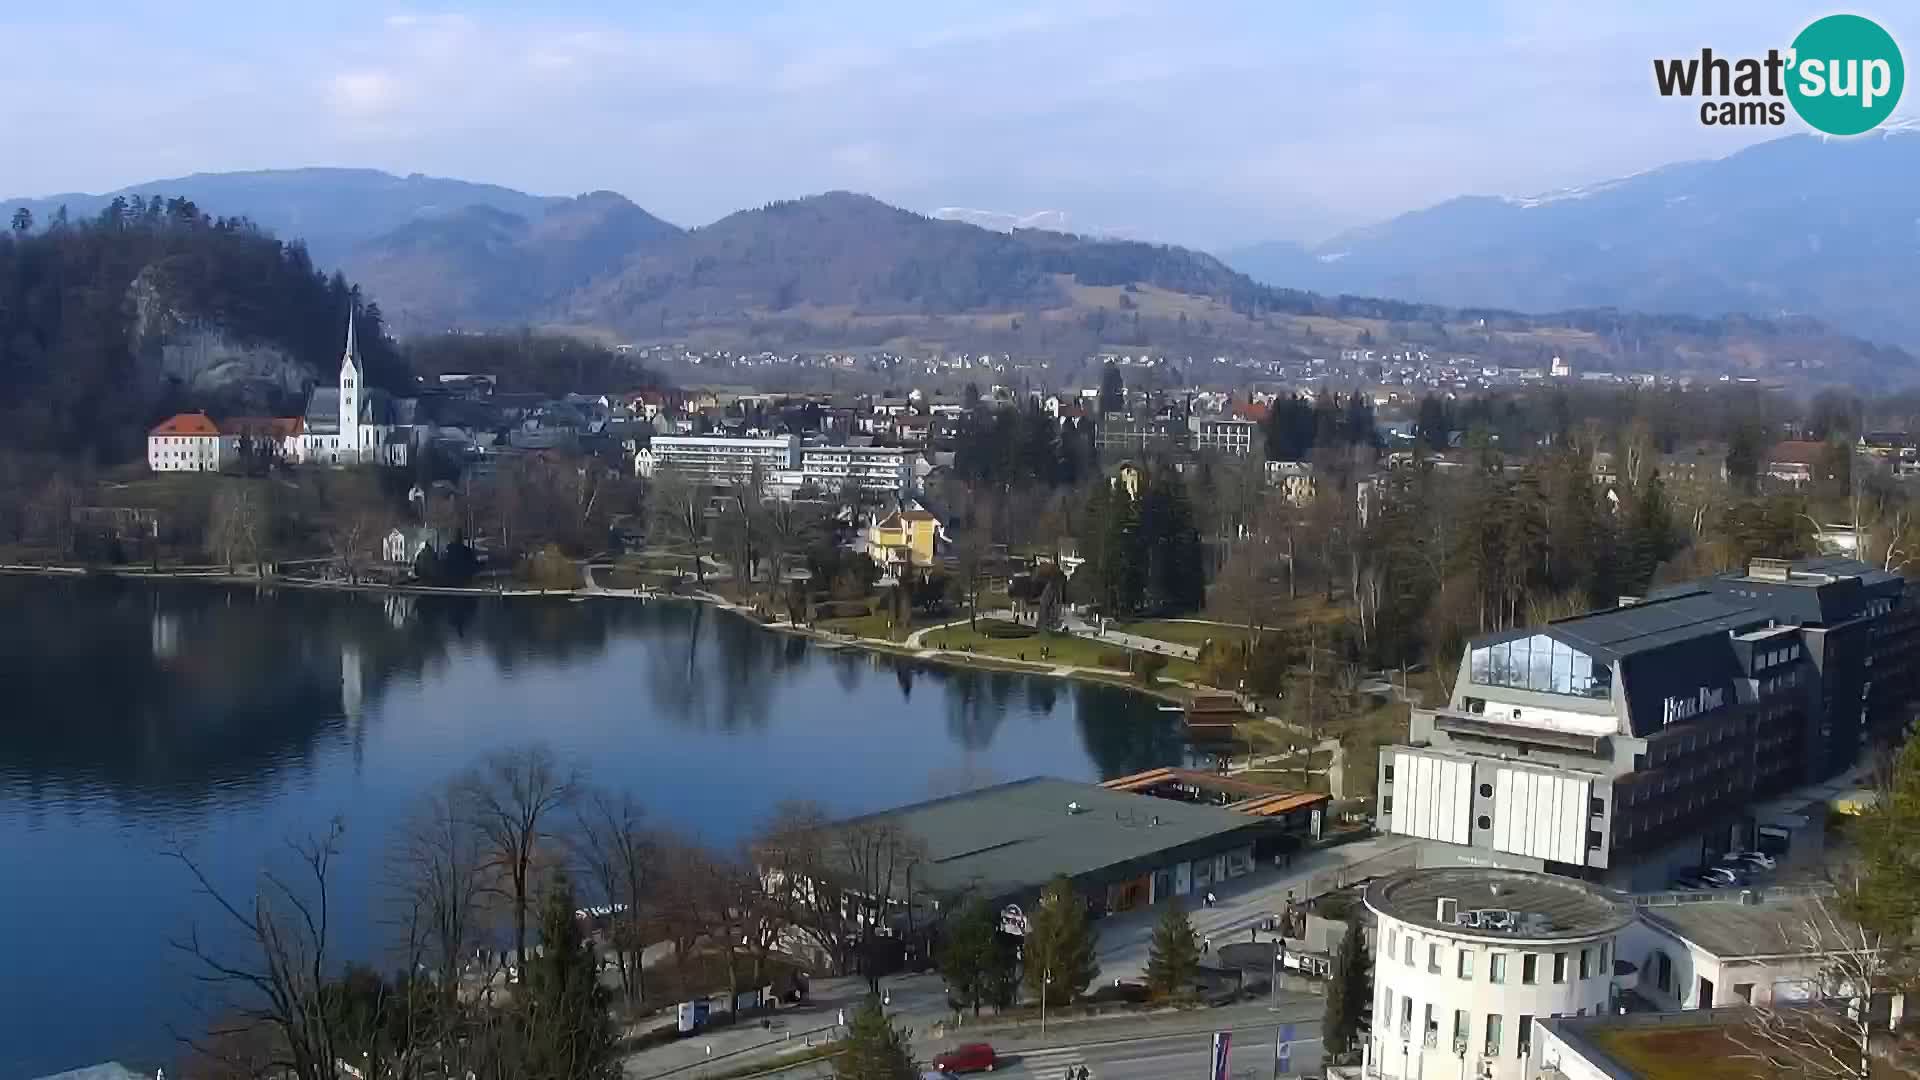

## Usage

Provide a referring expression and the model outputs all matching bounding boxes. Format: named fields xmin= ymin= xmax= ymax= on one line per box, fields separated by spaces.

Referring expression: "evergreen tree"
xmin=937 ymin=899 xmax=1002 ymax=1017
xmin=1323 ymin=917 xmax=1371 ymax=1062
xmin=835 ymin=996 xmax=918 ymax=1080
xmin=1843 ymin=734 xmax=1920 ymax=942
xmin=518 ymin=871 xmax=618 ymax=1080
xmin=1143 ymin=900 xmax=1200 ymax=1000
xmin=1622 ymin=471 xmax=1677 ymax=592
xmin=1099 ymin=363 xmax=1126 ymax=417
xmin=1022 ymin=876 xmax=1099 ymax=1007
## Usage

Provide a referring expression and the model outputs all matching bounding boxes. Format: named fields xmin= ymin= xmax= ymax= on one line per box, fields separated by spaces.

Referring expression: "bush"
xmin=816 ymin=600 xmax=873 ymax=620
xmin=1096 ymin=649 xmax=1133 ymax=670
xmin=1136 ymin=653 xmax=1169 ymax=684
xmin=979 ymin=621 xmax=1037 ymax=640
xmin=522 ymin=544 xmax=581 ymax=588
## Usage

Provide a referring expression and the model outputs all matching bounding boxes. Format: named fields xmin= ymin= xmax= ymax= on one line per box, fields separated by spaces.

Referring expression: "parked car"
xmin=1725 ymin=850 xmax=1777 ymax=870
xmin=932 ymin=1044 xmax=998 ymax=1074
xmin=1672 ymin=875 xmax=1709 ymax=890
xmin=1698 ymin=866 xmax=1744 ymax=886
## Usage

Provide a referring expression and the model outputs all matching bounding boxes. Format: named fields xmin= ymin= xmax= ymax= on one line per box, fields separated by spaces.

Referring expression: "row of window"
xmin=1385 ymin=926 xmax=1608 ymax=984
xmin=1383 ymin=993 xmax=1589 ymax=1058
xmin=1756 ymin=643 xmax=1802 ymax=669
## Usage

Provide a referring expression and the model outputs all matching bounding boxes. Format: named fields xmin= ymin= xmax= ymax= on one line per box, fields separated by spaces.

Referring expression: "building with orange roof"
xmin=147 ymin=412 xmax=232 ymax=472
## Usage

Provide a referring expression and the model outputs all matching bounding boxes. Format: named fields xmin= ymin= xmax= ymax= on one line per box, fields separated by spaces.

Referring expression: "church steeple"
xmin=343 ymin=309 xmax=359 ymax=370
xmin=339 ymin=309 xmax=361 ymax=454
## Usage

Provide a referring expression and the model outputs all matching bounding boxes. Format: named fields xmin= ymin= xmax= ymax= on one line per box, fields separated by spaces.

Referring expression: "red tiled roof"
xmin=1767 ymin=440 xmax=1829 ymax=465
xmin=224 ymin=416 xmax=303 ymax=438
xmin=149 ymin=413 xmax=221 ymax=437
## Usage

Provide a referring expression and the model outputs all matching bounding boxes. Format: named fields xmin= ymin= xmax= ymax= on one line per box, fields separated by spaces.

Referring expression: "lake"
xmin=0 ymin=576 xmax=1191 ymax=1077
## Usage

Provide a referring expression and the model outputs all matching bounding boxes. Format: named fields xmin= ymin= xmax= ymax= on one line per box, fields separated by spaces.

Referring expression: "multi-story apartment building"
xmin=1188 ymin=415 xmax=1259 ymax=456
xmin=1378 ymin=557 xmax=1914 ymax=890
xmin=1095 ymin=415 xmax=1189 ymax=456
xmin=649 ymin=435 xmax=800 ymax=483
xmin=797 ymin=445 xmax=912 ymax=496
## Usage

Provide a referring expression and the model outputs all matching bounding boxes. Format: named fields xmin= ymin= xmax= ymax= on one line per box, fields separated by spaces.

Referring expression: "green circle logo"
xmin=1787 ymin=14 xmax=1904 ymax=135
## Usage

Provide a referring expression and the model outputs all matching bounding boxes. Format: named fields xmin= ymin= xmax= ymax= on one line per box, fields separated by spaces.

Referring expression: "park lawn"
xmin=1108 ymin=619 xmax=1254 ymax=649
xmin=818 ymin=609 xmax=900 ymax=640
xmin=595 ymin=566 xmax=664 ymax=590
xmin=922 ymin=624 xmax=1203 ymax=682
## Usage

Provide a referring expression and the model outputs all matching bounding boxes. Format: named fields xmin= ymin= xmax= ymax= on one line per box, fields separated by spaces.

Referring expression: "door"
xmin=1697 ymin=976 xmax=1715 ymax=1009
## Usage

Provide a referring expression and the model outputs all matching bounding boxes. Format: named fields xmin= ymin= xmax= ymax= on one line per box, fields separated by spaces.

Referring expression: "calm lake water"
xmin=0 ymin=577 xmax=1189 ymax=1077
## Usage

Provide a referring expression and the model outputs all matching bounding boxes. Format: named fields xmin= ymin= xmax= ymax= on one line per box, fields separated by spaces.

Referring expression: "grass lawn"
xmin=595 ymin=566 xmax=665 ymax=590
xmin=818 ymin=609 xmax=901 ymax=640
xmin=1109 ymin=619 xmax=1254 ymax=649
xmin=921 ymin=625 xmax=1202 ymax=682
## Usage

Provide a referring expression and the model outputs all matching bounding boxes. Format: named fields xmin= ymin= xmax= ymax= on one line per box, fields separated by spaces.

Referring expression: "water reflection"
xmin=0 ymin=576 xmax=1191 ymax=1077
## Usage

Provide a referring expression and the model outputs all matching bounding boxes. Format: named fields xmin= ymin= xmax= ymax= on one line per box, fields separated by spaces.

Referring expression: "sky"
xmin=2 ymin=1 xmax=1913 ymax=250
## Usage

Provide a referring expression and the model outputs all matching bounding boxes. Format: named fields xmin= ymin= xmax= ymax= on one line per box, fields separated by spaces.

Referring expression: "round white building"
xmin=1363 ymin=867 xmax=1631 ymax=1080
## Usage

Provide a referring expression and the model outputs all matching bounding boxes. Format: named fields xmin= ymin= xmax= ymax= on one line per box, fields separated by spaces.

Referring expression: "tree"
xmin=571 ymin=789 xmax=654 ymax=1007
xmin=1323 ymin=916 xmax=1371 ymax=1062
xmin=1143 ymin=900 xmax=1199 ymax=1000
xmin=833 ymin=996 xmax=917 ymax=1080
xmin=1731 ymin=898 xmax=1901 ymax=1080
xmin=168 ymin=821 xmax=350 ymax=1080
xmin=11 ymin=207 xmax=31 ymax=233
xmin=1022 ymin=876 xmax=1098 ymax=1007
xmin=1098 ymin=363 xmax=1125 ymax=417
xmin=938 ymin=898 xmax=1002 ymax=1016
xmin=838 ymin=818 xmax=928 ymax=993
xmin=648 ymin=467 xmax=708 ymax=583
xmin=464 ymin=745 xmax=579 ymax=981
xmin=515 ymin=870 xmax=619 ymax=1080
xmin=390 ymin=784 xmax=492 ymax=1007
xmin=210 ymin=481 xmax=266 ymax=573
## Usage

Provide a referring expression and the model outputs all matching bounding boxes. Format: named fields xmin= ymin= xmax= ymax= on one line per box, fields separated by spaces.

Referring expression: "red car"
xmin=931 ymin=1043 xmax=998 ymax=1073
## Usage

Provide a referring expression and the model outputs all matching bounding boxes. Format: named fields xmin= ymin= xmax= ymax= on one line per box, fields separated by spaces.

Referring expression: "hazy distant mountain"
xmin=4 ymin=168 xmax=563 ymax=266
xmin=343 ymin=191 xmax=682 ymax=328
xmin=11 ymin=167 xmax=1907 ymax=384
xmin=1222 ymin=132 xmax=1920 ymax=347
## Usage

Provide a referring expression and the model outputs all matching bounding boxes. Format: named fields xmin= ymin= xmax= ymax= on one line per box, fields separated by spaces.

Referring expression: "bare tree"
xmin=836 ymin=818 xmax=928 ymax=993
xmin=330 ymin=509 xmax=382 ymax=584
xmin=167 ymin=821 xmax=349 ymax=1080
xmin=210 ymin=482 xmax=266 ymax=573
xmin=1731 ymin=898 xmax=1900 ymax=1079
xmin=463 ymin=745 xmax=579 ymax=979
xmin=572 ymin=788 xmax=655 ymax=1007
xmin=753 ymin=801 xmax=856 ymax=974
xmin=647 ymin=467 xmax=707 ymax=584
xmin=390 ymin=785 xmax=493 ymax=1005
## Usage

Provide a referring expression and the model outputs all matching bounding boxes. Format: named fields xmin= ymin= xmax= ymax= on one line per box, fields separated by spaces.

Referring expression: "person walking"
xmin=1202 ymin=935 xmax=1211 ymax=955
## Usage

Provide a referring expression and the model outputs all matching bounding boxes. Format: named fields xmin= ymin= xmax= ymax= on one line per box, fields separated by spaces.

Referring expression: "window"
xmin=1588 ymin=829 xmax=1604 ymax=850
xmin=1429 ymin=944 xmax=1442 ymax=974
xmin=1522 ymin=954 xmax=1538 ymax=985
xmin=1579 ymin=948 xmax=1592 ymax=980
xmin=1383 ymin=795 xmax=1394 ymax=815
xmin=1383 ymin=988 xmax=1394 ymax=1027
xmin=1453 ymin=1009 xmax=1470 ymax=1053
xmin=1458 ymin=949 xmax=1473 ymax=980
xmin=1479 ymin=782 xmax=1493 ymax=798
xmin=1735 ymin=983 xmax=1754 ymax=1003
xmin=1400 ymin=996 xmax=1413 ymax=1040
xmin=1599 ymin=942 xmax=1610 ymax=973
xmin=1590 ymin=796 xmax=1606 ymax=816
xmin=1387 ymin=927 xmax=1397 ymax=957
xmin=1383 ymin=762 xmax=1394 ymax=782
xmin=1518 ymin=1015 xmax=1533 ymax=1057
xmin=1490 ymin=953 xmax=1507 ymax=984
xmin=1424 ymin=1004 xmax=1438 ymax=1048
xmin=1655 ymin=950 xmax=1673 ymax=993
xmin=1404 ymin=937 xmax=1415 ymax=967
xmin=1484 ymin=1014 xmax=1503 ymax=1058
xmin=1477 ymin=814 xmax=1492 ymax=830
xmin=1553 ymin=952 xmax=1567 ymax=984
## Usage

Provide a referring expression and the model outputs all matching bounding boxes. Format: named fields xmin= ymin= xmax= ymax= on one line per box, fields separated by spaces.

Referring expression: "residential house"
xmin=1189 ymin=415 xmax=1258 ymax=456
xmin=1265 ymin=460 xmax=1315 ymax=506
xmin=383 ymin=526 xmax=449 ymax=565
xmin=1621 ymin=889 xmax=1867 ymax=1011
xmin=866 ymin=509 xmax=943 ymax=573
xmin=1765 ymin=440 xmax=1829 ymax=486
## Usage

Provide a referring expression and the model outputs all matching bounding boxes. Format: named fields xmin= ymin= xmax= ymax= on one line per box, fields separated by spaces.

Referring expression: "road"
xmin=983 ymin=1020 xmax=1323 ymax=1079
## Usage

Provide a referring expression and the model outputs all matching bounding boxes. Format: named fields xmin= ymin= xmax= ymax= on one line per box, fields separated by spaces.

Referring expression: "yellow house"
xmin=867 ymin=509 xmax=942 ymax=570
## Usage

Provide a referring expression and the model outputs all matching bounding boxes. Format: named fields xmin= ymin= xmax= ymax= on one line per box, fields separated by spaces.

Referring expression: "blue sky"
xmin=2 ymin=1 xmax=1912 ymax=248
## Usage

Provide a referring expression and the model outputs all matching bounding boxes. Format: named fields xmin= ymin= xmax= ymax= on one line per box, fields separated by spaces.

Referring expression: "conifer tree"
xmin=1022 ymin=876 xmax=1099 ymax=1007
xmin=1323 ymin=916 xmax=1371 ymax=1062
xmin=834 ymin=995 xmax=918 ymax=1080
xmin=1143 ymin=900 xmax=1200 ymax=1000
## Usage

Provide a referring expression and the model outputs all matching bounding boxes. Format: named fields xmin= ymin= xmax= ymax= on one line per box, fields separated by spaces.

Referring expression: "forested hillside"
xmin=0 ymin=199 xmax=405 ymax=461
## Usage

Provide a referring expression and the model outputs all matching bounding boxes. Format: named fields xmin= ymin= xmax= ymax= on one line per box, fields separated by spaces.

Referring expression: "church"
xmin=285 ymin=313 xmax=419 ymax=467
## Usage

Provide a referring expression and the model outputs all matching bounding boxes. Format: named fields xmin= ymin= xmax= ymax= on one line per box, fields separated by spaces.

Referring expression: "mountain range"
xmin=1221 ymin=132 xmax=1920 ymax=349
xmin=6 ymin=139 xmax=1917 ymax=385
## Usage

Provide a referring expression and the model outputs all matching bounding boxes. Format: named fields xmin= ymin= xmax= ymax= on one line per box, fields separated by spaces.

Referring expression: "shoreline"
xmin=0 ymin=562 xmax=1203 ymax=706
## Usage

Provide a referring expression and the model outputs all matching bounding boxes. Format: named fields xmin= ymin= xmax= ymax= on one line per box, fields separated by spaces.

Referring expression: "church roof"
xmin=304 ymin=388 xmax=341 ymax=433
